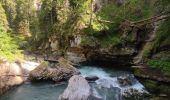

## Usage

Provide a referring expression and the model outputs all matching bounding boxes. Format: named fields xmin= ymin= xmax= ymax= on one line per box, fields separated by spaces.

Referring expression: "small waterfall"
xmin=80 ymin=66 xmax=149 ymax=100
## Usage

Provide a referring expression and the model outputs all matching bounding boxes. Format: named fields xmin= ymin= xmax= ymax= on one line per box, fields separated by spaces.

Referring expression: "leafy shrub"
xmin=0 ymin=30 xmax=23 ymax=61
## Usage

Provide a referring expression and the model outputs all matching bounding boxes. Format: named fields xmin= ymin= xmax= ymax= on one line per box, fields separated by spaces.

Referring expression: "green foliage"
xmin=99 ymin=34 xmax=122 ymax=48
xmin=0 ymin=0 xmax=16 ymax=30
xmin=82 ymin=0 xmax=156 ymax=48
xmin=38 ymin=0 xmax=92 ymax=50
xmin=0 ymin=2 xmax=8 ymax=32
xmin=81 ymin=35 xmax=99 ymax=47
xmin=152 ymin=19 xmax=170 ymax=52
xmin=93 ymin=0 xmax=155 ymax=32
xmin=0 ymin=1 xmax=23 ymax=61
xmin=0 ymin=31 xmax=23 ymax=61
xmin=0 ymin=0 xmax=37 ymax=35
xmin=147 ymin=59 xmax=170 ymax=76
xmin=142 ymin=79 xmax=170 ymax=97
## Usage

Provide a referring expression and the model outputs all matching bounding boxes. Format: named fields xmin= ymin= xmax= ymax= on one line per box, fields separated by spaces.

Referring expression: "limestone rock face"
xmin=50 ymin=40 xmax=59 ymax=51
xmin=59 ymin=75 xmax=92 ymax=100
xmin=85 ymin=47 xmax=135 ymax=66
xmin=0 ymin=60 xmax=24 ymax=95
xmin=70 ymin=35 xmax=82 ymax=47
xmin=66 ymin=52 xmax=86 ymax=65
xmin=29 ymin=58 xmax=80 ymax=82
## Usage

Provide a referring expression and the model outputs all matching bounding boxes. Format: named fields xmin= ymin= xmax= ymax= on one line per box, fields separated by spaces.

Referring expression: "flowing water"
xmin=0 ymin=66 xmax=147 ymax=100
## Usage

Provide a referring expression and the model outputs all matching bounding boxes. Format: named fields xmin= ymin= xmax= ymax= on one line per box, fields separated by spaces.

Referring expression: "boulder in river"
xmin=59 ymin=75 xmax=102 ymax=100
xmin=59 ymin=75 xmax=91 ymax=100
xmin=29 ymin=57 xmax=80 ymax=82
xmin=85 ymin=76 xmax=99 ymax=81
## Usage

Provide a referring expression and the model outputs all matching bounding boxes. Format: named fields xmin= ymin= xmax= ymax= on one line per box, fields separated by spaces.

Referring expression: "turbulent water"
xmin=0 ymin=66 xmax=146 ymax=100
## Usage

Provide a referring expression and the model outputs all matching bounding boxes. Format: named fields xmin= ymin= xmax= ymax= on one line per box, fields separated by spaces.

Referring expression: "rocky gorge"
xmin=0 ymin=0 xmax=170 ymax=100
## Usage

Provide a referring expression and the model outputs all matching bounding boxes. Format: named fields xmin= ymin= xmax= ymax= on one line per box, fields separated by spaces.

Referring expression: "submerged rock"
xmin=29 ymin=58 xmax=80 ymax=82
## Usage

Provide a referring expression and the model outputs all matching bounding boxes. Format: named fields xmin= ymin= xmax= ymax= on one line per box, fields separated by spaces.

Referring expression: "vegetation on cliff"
xmin=0 ymin=2 xmax=23 ymax=61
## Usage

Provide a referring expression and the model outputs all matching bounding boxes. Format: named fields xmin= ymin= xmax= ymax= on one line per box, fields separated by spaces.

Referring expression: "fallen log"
xmin=130 ymin=14 xmax=170 ymax=26
xmin=97 ymin=19 xmax=115 ymax=24
xmin=0 ymin=75 xmax=28 ymax=77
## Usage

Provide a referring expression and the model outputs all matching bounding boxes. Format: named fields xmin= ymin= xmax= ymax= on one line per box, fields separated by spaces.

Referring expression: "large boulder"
xmin=59 ymin=75 xmax=101 ymax=100
xmin=29 ymin=58 xmax=80 ymax=82
xmin=59 ymin=75 xmax=91 ymax=100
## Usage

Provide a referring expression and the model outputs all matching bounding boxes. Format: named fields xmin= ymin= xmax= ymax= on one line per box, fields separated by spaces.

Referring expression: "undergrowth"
xmin=0 ymin=30 xmax=24 ymax=62
xmin=147 ymin=59 xmax=170 ymax=76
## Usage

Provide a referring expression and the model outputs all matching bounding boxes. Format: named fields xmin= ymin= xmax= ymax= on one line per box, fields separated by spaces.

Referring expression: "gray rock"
xmin=0 ymin=61 xmax=24 ymax=95
xmin=85 ymin=76 xmax=99 ymax=81
xmin=59 ymin=75 xmax=91 ymax=100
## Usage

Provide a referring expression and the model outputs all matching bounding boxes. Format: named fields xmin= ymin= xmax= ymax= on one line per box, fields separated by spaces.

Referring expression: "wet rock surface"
xmin=85 ymin=76 xmax=99 ymax=81
xmin=117 ymin=75 xmax=136 ymax=86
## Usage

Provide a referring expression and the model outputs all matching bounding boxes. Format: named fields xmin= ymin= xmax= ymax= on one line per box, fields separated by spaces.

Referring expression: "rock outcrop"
xmin=84 ymin=47 xmax=135 ymax=66
xmin=0 ymin=58 xmax=39 ymax=95
xmin=29 ymin=58 xmax=80 ymax=82
xmin=0 ymin=60 xmax=24 ymax=95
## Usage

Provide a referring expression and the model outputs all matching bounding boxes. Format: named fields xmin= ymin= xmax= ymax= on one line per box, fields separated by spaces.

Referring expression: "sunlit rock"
xmin=0 ymin=61 xmax=24 ymax=95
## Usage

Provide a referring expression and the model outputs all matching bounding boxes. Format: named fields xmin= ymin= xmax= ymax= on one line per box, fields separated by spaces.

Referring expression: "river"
xmin=0 ymin=66 xmax=147 ymax=100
